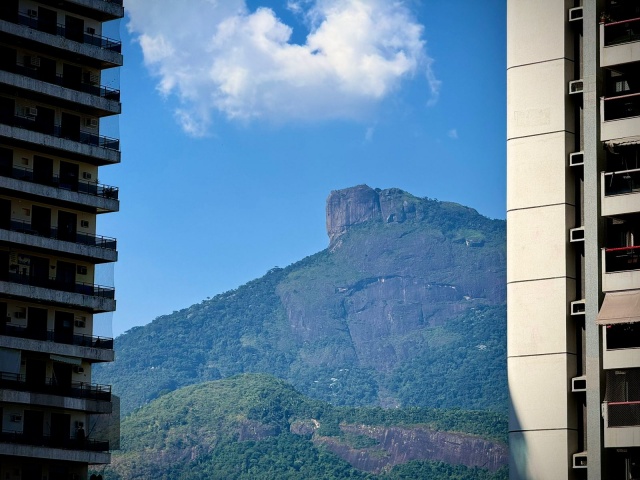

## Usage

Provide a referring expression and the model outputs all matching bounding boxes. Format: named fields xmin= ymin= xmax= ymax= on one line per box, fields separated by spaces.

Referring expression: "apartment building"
xmin=0 ymin=0 xmax=122 ymax=478
xmin=508 ymin=0 xmax=640 ymax=478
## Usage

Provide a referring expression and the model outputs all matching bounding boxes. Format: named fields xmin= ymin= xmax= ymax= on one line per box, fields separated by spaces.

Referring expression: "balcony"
xmin=0 ymin=438 xmax=109 ymax=464
xmin=0 ymin=65 xmax=120 ymax=116
xmin=35 ymin=0 xmax=124 ymax=22
xmin=601 ymin=168 xmax=640 ymax=216
xmin=602 ymin=246 xmax=640 ymax=291
xmin=0 ymin=166 xmax=118 ymax=214
xmin=602 ymin=324 xmax=640 ymax=369
xmin=0 ymin=324 xmax=113 ymax=363
xmin=0 ymin=272 xmax=115 ymax=313
xmin=0 ymin=113 xmax=120 ymax=165
xmin=0 ymin=218 xmax=117 ymax=263
xmin=0 ymin=372 xmax=111 ymax=402
xmin=603 ymin=401 xmax=640 ymax=447
xmin=601 ymin=93 xmax=640 ymax=142
xmin=600 ymin=18 xmax=640 ymax=68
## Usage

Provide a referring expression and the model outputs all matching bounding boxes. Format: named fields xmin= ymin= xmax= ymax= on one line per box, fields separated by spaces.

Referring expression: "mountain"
xmin=95 ymin=186 xmax=507 ymax=415
xmin=101 ymin=374 xmax=508 ymax=480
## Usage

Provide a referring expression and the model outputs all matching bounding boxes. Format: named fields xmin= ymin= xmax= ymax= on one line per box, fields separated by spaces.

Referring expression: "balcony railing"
xmin=3 ymin=13 xmax=121 ymax=53
xmin=2 ymin=218 xmax=117 ymax=250
xmin=1 ymin=165 xmax=119 ymax=200
xmin=604 ymin=17 xmax=640 ymax=46
xmin=0 ymin=430 xmax=109 ymax=452
xmin=0 ymin=323 xmax=113 ymax=350
xmin=604 ymin=401 xmax=640 ymax=428
xmin=0 ymin=371 xmax=111 ymax=402
xmin=3 ymin=63 xmax=120 ymax=102
xmin=604 ymin=245 xmax=640 ymax=272
xmin=603 ymin=167 xmax=640 ymax=195
xmin=0 ymin=113 xmax=120 ymax=152
xmin=2 ymin=271 xmax=115 ymax=299
xmin=603 ymin=92 xmax=640 ymax=121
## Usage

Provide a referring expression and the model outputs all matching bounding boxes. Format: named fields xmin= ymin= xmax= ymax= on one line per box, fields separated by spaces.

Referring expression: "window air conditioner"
xmin=569 ymin=151 xmax=584 ymax=167
xmin=73 ymin=366 xmax=84 ymax=374
xmin=86 ymin=27 xmax=96 ymax=35
xmin=75 ymin=421 xmax=84 ymax=428
xmin=85 ymin=118 xmax=98 ymax=128
xmin=569 ymin=80 xmax=584 ymax=95
xmin=82 ymin=172 xmax=92 ymax=180
xmin=570 ymin=299 xmax=586 ymax=316
xmin=30 ymin=56 xmax=41 ymax=67
xmin=570 ymin=227 xmax=585 ymax=243
xmin=75 ymin=319 xmax=86 ymax=328
xmin=10 ymin=414 xmax=22 ymax=422
xmin=27 ymin=9 xmax=38 ymax=17
xmin=569 ymin=7 xmax=583 ymax=22
xmin=27 ymin=107 xmax=38 ymax=117
xmin=14 ymin=311 xmax=26 ymax=319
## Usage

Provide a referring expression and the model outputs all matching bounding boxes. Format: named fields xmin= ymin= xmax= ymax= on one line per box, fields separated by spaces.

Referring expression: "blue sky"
xmin=97 ymin=0 xmax=506 ymax=337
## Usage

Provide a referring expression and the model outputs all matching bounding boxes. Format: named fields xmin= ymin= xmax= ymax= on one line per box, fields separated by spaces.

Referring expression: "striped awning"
xmin=605 ymin=135 xmax=640 ymax=148
xmin=596 ymin=290 xmax=640 ymax=325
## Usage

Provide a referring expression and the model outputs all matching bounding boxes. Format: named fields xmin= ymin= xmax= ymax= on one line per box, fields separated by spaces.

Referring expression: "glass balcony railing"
xmin=0 ymin=323 xmax=113 ymax=350
xmin=604 ymin=401 xmax=640 ymax=428
xmin=604 ymin=245 xmax=640 ymax=272
xmin=1 ymin=271 xmax=115 ymax=300
xmin=603 ymin=167 xmax=640 ymax=195
xmin=1 ymin=165 xmax=119 ymax=200
xmin=1 ymin=218 xmax=116 ymax=250
xmin=2 ymin=63 xmax=120 ymax=102
xmin=0 ymin=371 xmax=111 ymax=402
xmin=0 ymin=430 xmax=109 ymax=452
xmin=1 ymin=12 xmax=121 ymax=53
xmin=0 ymin=113 xmax=120 ymax=152
xmin=604 ymin=17 xmax=640 ymax=47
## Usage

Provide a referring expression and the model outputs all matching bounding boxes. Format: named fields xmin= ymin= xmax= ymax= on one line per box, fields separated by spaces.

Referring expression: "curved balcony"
xmin=0 ymin=371 xmax=111 ymax=402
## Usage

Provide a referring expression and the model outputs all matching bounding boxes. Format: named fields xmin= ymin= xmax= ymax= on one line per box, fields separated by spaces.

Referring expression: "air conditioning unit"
xmin=75 ymin=421 xmax=84 ymax=429
xmin=571 ymin=376 xmax=587 ymax=393
xmin=14 ymin=311 xmax=26 ymax=319
xmin=27 ymin=106 xmax=38 ymax=117
xmin=86 ymin=27 xmax=96 ymax=35
xmin=569 ymin=151 xmax=584 ymax=167
xmin=573 ymin=451 xmax=587 ymax=469
xmin=569 ymin=7 xmax=583 ymax=22
xmin=571 ymin=299 xmax=586 ymax=316
xmin=27 ymin=9 xmax=38 ymax=17
xmin=77 ymin=265 xmax=88 ymax=275
xmin=84 ymin=72 xmax=99 ymax=85
xmin=73 ymin=366 xmax=84 ymax=374
xmin=75 ymin=319 xmax=86 ymax=328
xmin=82 ymin=172 xmax=92 ymax=180
xmin=30 ymin=56 xmax=41 ymax=67
xmin=569 ymin=79 xmax=584 ymax=95
xmin=10 ymin=414 xmax=22 ymax=422
xmin=85 ymin=118 xmax=98 ymax=128
xmin=80 ymin=220 xmax=89 ymax=228
xmin=570 ymin=227 xmax=585 ymax=242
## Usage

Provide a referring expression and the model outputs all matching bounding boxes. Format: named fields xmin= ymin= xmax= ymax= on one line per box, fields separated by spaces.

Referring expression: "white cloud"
xmin=126 ymin=0 xmax=437 ymax=135
xmin=448 ymin=128 xmax=458 ymax=139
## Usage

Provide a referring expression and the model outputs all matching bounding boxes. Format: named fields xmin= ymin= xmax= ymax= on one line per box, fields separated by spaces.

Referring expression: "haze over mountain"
xmin=95 ymin=186 xmax=507 ymax=416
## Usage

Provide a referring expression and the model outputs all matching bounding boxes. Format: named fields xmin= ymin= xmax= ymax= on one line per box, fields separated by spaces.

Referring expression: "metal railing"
xmin=603 ymin=167 xmax=640 ymax=195
xmin=1 ymin=218 xmax=116 ymax=250
xmin=603 ymin=92 xmax=640 ymax=121
xmin=0 ymin=371 xmax=111 ymax=402
xmin=0 ymin=430 xmax=109 ymax=452
xmin=0 ymin=323 xmax=113 ymax=349
xmin=604 ymin=401 xmax=640 ymax=428
xmin=604 ymin=245 xmax=640 ymax=273
xmin=0 ymin=113 xmax=120 ymax=152
xmin=604 ymin=17 xmax=640 ymax=46
xmin=3 ymin=12 xmax=122 ymax=53
xmin=4 ymin=63 xmax=120 ymax=102
xmin=1 ymin=165 xmax=119 ymax=200
xmin=2 ymin=271 xmax=115 ymax=299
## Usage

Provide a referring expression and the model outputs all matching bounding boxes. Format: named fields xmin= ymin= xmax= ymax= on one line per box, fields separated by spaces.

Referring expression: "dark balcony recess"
xmin=3 ymin=271 xmax=115 ymax=299
xmin=0 ymin=113 xmax=119 ymax=152
xmin=2 ymin=218 xmax=116 ymax=250
xmin=2 ymin=13 xmax=121 ymax=53
xmin=605 ymin=245 xmax=640 ymax=272
xmin=604 ymin=92 xmax=640 ymax=121
xmin=0 ymin=371 xmax=111 ymax=402
xmin=0 ymin=430 xmax=109 ymax=452
xmin=0 ymin=323 xmax=113 ymax=350
xmin=2 ymin=62 xmax=120 ymax=102
xmin=604 ymin=168 xmax=640 ymax=195
xmin=1 ymin=165 xmax=118 ymax=200
xmin=606 ymin=401 xmax=640 ymax=427
xmin=604 ymin=17 xmax=640 ymax=46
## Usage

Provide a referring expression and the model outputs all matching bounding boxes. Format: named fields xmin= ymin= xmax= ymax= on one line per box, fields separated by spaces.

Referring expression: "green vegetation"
xmin=102 ymin=374 xmax=507 ymax=480
xmin=95 ymin=190 xmax=507 ymax=418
